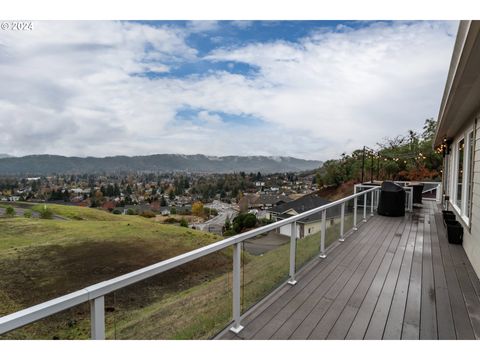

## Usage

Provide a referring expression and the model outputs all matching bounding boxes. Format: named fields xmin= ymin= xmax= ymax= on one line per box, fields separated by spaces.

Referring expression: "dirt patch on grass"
xmin=0 ymin=239 xmax=231 ymax=313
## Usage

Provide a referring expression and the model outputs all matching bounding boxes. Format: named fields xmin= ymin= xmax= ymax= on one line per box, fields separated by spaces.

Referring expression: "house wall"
xmin=279 ymin=223 xmax=301 ymax=238
xmin=278 ymin=218 xmax=339 ymax=239
xmin=444 ymin=115 xmax=480 ymax=278
xmin=466 ymin=117 xmax=480 ymax=277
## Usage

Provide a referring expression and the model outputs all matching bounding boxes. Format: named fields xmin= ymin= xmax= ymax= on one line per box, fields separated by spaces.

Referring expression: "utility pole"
xmin=370 ymin=153 xmax=374 ymax=183
xmin=361 ymin=146 xmax=365 ymax=184
xmin=377 ymin=156 xmax=380 ymax=180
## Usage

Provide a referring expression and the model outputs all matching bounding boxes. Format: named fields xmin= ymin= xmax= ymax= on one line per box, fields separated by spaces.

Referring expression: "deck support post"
xmin=339 ymin=203 xmax=345 ymax=242
xmin=319 ymin=210 xmax=327 ymax=258
xmin=90 ymin=296 xmax=105 ymax=340
xmin=436 ymin=183 xmax=442 ymax=203
xmin=363 ymin=193 xmax=367 ymax=222
xmin=288 ymin=222 xmax=297 ymax=285
xmin=353 ymin=197 xmax=358 ymax=231
xmin=230 ymin=242 xmax=243 ymax=334
xmin=370 ymin=190 xmax=375 ymax=217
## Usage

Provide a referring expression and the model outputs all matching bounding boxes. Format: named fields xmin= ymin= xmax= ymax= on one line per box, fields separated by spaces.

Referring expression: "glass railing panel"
xmin=241 ymin=228 xmax=289 ymax=314
xmin=105 ymin=250 xmax=232 ymax=340
xmin=0 ymin=302 xmax=90 ymax=340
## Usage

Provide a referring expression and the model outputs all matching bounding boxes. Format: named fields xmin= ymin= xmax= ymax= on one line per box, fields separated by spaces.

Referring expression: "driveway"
xmin=243 ymin=231 xmax=290 ymax=255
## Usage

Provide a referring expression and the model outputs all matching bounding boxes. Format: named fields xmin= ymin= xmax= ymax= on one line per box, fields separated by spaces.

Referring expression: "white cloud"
xmin=186 ymin=20 xmax=220 ymax=33
xmin=0 ymin=21 xmax=458 ymax=160
xmin=230 ymin=20 xmax=254 ymax=29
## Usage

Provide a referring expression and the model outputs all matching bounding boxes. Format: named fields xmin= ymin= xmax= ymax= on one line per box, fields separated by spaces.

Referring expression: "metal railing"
xmin=356 ymin=181 xmax=442 ymax=213
xmin=0 ymin=187 xmax=380 ymax=339
xmin=390 ymin=180 xmax=442 ymax=203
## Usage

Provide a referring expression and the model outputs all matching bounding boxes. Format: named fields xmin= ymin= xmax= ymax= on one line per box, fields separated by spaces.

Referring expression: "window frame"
xmin=451 ymin=126 xmax=474 ymax=226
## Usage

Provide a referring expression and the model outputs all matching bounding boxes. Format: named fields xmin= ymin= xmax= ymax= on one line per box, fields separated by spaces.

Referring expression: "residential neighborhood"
xmin=0 ymin=171 xmax=321 ymax=234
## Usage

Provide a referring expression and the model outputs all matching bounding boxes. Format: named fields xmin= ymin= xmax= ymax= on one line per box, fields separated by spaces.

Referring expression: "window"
xmin=456 ymin=138 xmax=464 ymax=209
xmin=452 ymin=128 xmax=475 ymax=224
xmin=466 ymin=131 xmax=474 ymax=219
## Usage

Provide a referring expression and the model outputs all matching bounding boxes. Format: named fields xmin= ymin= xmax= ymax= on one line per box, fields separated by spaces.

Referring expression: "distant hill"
xmin=0 ymin=154 xmax=323 ymax=175
xmin=0 ymin=154 xmax=12 ymax=159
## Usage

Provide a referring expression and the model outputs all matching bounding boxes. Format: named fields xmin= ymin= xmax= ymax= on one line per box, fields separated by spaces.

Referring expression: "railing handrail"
xmin=0 ymin=186 xmax=380 ymax=336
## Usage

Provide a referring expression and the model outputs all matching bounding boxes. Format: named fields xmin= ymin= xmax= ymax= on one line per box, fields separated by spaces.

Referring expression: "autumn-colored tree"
xmin=192 ymin=201 xmax=204 ymax=217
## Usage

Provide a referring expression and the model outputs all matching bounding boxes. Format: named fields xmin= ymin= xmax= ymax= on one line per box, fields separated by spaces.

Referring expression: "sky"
xmin=0 ymin=20 xmax=458 ymax=160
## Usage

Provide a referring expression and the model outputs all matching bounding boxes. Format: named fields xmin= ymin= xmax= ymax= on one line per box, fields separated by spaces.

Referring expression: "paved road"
xmin=244 ymin=231 xmax=290 ymax=255
xmin=0 ymin=206 xmax=40 ymax=218
xmin=197 ymin=208 xmax=238 ymax=232
xmin=0 ymin=205 xmax=66 ymax=220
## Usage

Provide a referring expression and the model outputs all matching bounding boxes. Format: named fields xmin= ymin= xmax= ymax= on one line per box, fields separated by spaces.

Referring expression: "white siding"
xmin=464 ymin=119 xmax=480 ymax=278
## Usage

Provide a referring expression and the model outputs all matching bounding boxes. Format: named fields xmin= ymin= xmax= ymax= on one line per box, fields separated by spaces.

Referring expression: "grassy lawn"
xmin=0 ymin=203 xmax=366 ymax=340
xmin=0 ymin=204 xmax=228 ymax=339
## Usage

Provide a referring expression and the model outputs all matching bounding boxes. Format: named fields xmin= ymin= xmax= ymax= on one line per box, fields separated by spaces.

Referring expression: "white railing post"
xmin=370 ymin=190 xmax=374 ymax=216
xmin=376 ymin=189 xmax=380 ymax=210
xmin=409 ymin=188 xmax=413 ymax=211
xmin=363 ymin=193 xmax=367 ymax=222
xmin=319 ymin=210 xmax=327 ymax=258
xmin=353 ymin=196 xmax=358 ymax=231
xmin=339 ymin=202 xmax=345 ymax=242
xmin=90 ymin=296 xmax=105 ymax=340
xmin=230 ymin=242 xmax=243 ymax=334
xmin=288 ymin=222 xmax=297 ymax=285
xmin=436 ymin=183 xmax=442 ymax=203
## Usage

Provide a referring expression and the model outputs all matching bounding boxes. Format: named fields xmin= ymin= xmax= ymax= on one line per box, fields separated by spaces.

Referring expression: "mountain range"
xmin=0 ymin=154 xmax=323 ymax=175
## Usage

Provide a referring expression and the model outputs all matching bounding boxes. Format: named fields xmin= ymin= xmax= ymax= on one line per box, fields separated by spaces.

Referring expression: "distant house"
xmin=269 ymin=192 xmax=340 ymax=238
xmin=160 ymin=206 xmax=171 ymax=216
xmin=239 ymin=193 xmax=291 ymax=211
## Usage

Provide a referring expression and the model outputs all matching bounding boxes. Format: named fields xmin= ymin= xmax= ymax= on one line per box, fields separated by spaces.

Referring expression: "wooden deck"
xmin=217 ymin=200 xmax=480 ymax=340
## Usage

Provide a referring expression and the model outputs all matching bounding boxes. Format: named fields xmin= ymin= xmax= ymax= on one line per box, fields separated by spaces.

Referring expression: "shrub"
xmin=204 ymin=207 xmax=218 ymax=217
xmin=5 ymin=206 xmax=15 ymax=217
xmin=180 ymin=218 xmax=188 ymax=227
xmin=223 ymin=229 xmax=236 ymax=237
xmin=170 ymin=207 xmax=177 ymax=215
xmin=23 ymin=210 xmax=32 ymax=218
xmin=140 ymin=210 xmax=156 ymax=218
xmin=259 ymin=217 xmax=274 ymax=225
xmin=126 ymin=208 xmax=136 ymax=216
xmin=112 ymin=209 xmax=122 ymax=215
xmin=232 ymin=213 xmax=257 ymax=233
xmin=164 ymin=217 xmax=179 ymax=224
xmin=39 ymin=207 xmax=53 ymax=219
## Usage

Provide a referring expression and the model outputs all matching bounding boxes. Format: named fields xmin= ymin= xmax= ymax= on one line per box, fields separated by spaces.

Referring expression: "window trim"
xmin=450 ymin=126 xmax=474 ymax=226
xmin=453 ymin=137 xmax=464 ymax=212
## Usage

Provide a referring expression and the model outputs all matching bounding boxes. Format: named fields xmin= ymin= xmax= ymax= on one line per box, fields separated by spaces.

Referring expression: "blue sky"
xmin=0 ymin=20 xmax=458 ymax=160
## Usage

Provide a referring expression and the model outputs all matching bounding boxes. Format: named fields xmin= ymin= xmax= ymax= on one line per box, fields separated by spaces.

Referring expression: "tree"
xmin=39 ymin=206 xmax=53 ymax=219
xmin=180 ymin=218 xmax=188 ymax=227
xmin=192 ymin=201 xmax=204 ymax=217
xmin=232 ymin=213 xmax=257 ymax=233
xmin=5 ymin=206 xmax=15 ymax=217
xmin=224 ymin=216 xmax=231 ymax=231
xmin=168 ymin=189 xmax=175 ymax=201
xmin=160 ymin=195 xmax=167 ymax=207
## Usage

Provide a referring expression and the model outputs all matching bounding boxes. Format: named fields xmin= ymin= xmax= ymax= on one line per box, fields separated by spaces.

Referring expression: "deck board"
xmin=238 ymin=216 xmax=388 ymax=339
xmin=420 ymin=215 xmax=438 ymax=339
xmin=216 ymin=200 xmax=480 ymax=340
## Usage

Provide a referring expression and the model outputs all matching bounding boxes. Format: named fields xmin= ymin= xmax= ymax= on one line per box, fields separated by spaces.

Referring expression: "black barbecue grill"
xmin=377 ymin=181 xmax=406 ymax=217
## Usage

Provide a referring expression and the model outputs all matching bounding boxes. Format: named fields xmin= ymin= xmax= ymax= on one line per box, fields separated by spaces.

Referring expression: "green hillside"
xmin=0 ymin=204 xmax=230 ymax=339
xmin=0 ymin=203 xmax=342 ymax=339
